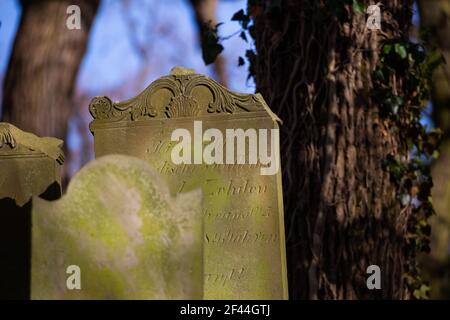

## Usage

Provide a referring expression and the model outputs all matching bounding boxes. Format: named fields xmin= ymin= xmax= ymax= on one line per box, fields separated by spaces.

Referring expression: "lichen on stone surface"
xmin=32 ymin=154 xmax=203 ymax=299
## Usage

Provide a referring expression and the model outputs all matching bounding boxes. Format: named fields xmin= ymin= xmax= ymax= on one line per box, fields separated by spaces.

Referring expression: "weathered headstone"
xmin=0 ymin=122 xmax=64 ymax=299
xmin=31 ymin=154 xmax=203 ymax=299
xmin=89 ymin=67 xmax=288 ymax=299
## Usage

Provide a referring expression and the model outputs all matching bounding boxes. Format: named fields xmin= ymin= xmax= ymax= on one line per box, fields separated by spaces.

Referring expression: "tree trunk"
xmin=1 ymin=0 xmax=100 ymax=140
xmin=418 ymin=0 xmax=450 ymax=299
xmin=252 ymin=0 xmax=416 ymax=299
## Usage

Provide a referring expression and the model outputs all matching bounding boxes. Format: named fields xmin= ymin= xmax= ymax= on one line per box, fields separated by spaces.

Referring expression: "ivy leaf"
xmin=383 ymin=44 xmax=393 ymax=55
xmin=352 ymin=0 xmax=364 ymax=14
xmin=413 ymin=284 xmax=430 ymax=299
xmin=245 ymin=49 xmax=257 ymax=80
xmin=238 ymin=56 xmax=245 ymax=66
xmin=248 ymin=25 xmax=256 ymax=39
xmin=392 ymin=96 xmax=404 ymax=109
xmin=400 ymin=193 xmax=411 ymax=206
xmin=383 ymin=95 xmax=404 ymax=116
xmin=231 ymin=9 xmax=246 ymax=21
xmin=394 ymin=44 xmax=407 ymax=59
xmin=373 ymin=69 xmax=385 ymax=82
xmin=201 ymin=23 xmax=224 ymax=65
xmin=202 ymin=42 xmax=223 ymax=65
xmin=231 ymin=9 xmax=250 ymax=29
xmin=240 ymin=31 xmax=248 ymax=42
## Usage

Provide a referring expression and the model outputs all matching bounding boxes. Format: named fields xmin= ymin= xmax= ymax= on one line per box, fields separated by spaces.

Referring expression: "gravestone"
xmin=31 ymin=154 xmax=203 ymax=299
xmin=89 ymin=67 xmax=288 ymax=299
xmin=0 ymin=122 xmax=64 ymax=299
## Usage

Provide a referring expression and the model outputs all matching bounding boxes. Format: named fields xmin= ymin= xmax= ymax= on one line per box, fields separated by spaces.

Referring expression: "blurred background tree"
xmin=2 ymin=0 xmax=100 ymax=140
xmin=418 ymin=0 xmax=450 ymax=299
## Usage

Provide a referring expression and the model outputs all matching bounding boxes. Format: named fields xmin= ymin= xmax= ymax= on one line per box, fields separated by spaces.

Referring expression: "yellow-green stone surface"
xmin=31 ymin=154 xmax=203 ymax=299
xmin=89 ymin=67 xmax=288 ymax=299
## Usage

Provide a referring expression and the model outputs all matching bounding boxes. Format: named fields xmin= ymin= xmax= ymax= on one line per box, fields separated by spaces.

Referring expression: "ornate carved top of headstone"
xmin=0 ymin=122 xmax=64 ymax=206
xmin=89 ymin=66 xmax=281 ymax=123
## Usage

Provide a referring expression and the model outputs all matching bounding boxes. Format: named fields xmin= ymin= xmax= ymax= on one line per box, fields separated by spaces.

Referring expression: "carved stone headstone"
xmin=31 ymin=154 xmax=203 ymax=299
xmin=0 ymin=122 xmax=64 ymax=299
xmin=89 ymin=67 xmax=288 ymax=299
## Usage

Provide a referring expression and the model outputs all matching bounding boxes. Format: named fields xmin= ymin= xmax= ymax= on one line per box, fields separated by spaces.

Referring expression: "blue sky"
xmin=0 ymin=0 xmax=252 ymax=101
xmin=0 ymin=0 xmax=21 ymax=78
xmin=0 ymin=0 xmax=252 ymax=174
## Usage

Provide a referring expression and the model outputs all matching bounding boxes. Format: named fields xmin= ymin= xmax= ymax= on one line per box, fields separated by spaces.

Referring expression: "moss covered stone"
xmin=31 ymin=154 xmax=203 ymax=299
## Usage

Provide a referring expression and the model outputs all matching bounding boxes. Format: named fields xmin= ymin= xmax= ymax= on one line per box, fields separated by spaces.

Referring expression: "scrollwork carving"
xmin=0 ymin=123 xmax=16 ymax=149
xmin=89 ymin=96 xmax=115 ymax=120
xmin=89 ymin=67 xmax=264 ymax=122
xmin=165 ymin=95 xmax=200 ymax=118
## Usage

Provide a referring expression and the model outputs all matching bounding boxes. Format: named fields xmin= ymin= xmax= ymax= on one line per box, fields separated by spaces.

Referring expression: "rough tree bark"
xmin=2 ymin=0 xmax=100 ymax=139
xmin=418 ymin=0 xmax=450 ymax=298
xmin=252 ymin=0 xmax=415 ymax=299
xmin=190 ymin=0 xmax=228 ymax=86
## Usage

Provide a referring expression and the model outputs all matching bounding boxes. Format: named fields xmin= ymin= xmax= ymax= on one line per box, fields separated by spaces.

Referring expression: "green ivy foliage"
xmin=200 ymin=8 xmax=256 ymax=79
xmin=200 ymin=22 xmax=224 ymax=65
xmin=375 ymin=35 xmax=444 ymax=298
xmin=231 ymin=9 xmax=256 ymax=80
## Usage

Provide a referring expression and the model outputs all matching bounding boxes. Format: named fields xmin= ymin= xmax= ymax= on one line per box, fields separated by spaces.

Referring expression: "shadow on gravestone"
xmin=31 ymin=154 xmax=203 ymax=299
xmin=0 ymin=122 xmax=64 ymax=300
